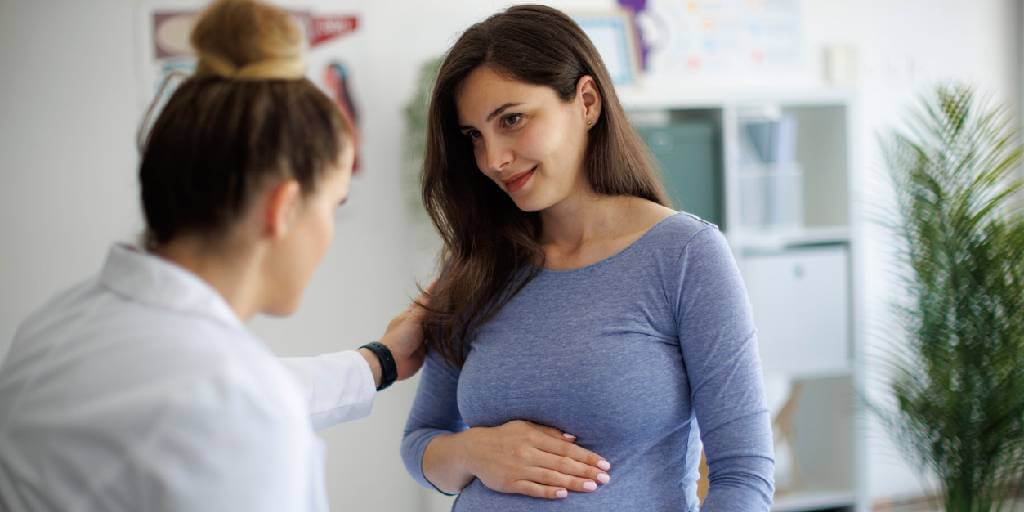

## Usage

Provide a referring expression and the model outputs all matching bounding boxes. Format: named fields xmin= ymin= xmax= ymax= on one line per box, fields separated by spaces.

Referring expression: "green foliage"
xmin=401 ymin=56 xmax=443 ymax=220
xmin=879 ymin=83 xmax=1024 ymax=511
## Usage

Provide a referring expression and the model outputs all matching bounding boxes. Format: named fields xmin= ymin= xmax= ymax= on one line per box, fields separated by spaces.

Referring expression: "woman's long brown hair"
xmin=421 ymin=5 xmax=668 ymax=367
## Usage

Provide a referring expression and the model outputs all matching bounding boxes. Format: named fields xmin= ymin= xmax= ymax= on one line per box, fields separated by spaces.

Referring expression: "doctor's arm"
xmin=281 ymin=295 xmax=429 ymax=430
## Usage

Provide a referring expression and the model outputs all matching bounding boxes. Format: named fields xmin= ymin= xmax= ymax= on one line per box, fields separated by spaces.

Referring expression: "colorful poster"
xmin=138 ymin=6 xmax=365 ymax=172
xmin=618 ymin=0 xmax=802 ymax=78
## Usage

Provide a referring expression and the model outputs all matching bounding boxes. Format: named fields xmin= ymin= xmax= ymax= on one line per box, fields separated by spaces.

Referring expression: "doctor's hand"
xmin=463 ymin=420 xmax=612 ymax=499
xmin=378 ymin=285 xmax=431 ymax=381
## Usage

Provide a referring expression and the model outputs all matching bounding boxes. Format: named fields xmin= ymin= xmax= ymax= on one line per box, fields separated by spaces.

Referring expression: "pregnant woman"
xmin=401 ymin=5 xmax=774 ymax=511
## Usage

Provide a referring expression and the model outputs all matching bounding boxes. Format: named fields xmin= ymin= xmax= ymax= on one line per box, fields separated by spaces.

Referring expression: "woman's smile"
xmin=503 ymin=165 xmax=537 ymax=194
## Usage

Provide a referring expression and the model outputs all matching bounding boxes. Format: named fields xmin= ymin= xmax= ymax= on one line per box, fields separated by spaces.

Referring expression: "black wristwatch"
xmin=360 ymin=341 xmax=397 ymax=391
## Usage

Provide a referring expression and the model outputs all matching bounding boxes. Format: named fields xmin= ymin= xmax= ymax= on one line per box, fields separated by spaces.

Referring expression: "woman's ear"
xmin=576 ymin=75 xmax=602 ymax=127
xmin=262 ymin=179 xmax=302 ymax=239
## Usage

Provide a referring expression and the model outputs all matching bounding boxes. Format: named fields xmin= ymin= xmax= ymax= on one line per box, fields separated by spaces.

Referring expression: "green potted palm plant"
xmin=402 ymin=56 xmax=443 ymax=224
xmin=877 ymin=83 xmax=1024 ymax=511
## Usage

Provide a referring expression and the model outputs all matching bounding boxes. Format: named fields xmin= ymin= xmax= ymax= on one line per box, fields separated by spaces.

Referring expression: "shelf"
xmin=729 ymin=226 xmax=850 ymax=251
xmin=619 ymin=83 xmax=854 ymax=110
xmin=764 ymin=366 xmax=854 ymax=381
xmin=773 ymin=489 xmax=857 ymax=511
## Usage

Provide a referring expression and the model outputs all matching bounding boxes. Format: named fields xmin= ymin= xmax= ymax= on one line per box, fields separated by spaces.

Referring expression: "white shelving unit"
xmin=623 ymin=86 xmax=865 ymax=512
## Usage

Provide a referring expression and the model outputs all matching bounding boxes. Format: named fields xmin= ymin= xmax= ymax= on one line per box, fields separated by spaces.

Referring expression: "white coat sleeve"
xmin=280 ymin=350 xmax=377 ymax=430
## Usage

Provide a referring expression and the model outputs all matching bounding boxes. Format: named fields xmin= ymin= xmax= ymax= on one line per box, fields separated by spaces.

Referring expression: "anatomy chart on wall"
xmin=618 ymin=0 xmax=803 ymax=81
xmin=138 ymin=4 xmax=365 ymax=172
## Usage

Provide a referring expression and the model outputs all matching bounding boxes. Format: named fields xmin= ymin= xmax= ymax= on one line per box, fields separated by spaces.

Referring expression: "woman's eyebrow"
xmin=459 ymin=102 xmax=524 ymax=131
xmin=485 ymin=103 xmax=522 ymax=122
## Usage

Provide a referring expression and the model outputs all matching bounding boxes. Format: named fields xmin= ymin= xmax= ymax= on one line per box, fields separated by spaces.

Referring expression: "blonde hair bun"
xmin=190 ymin=0 xmax=306 ymax=80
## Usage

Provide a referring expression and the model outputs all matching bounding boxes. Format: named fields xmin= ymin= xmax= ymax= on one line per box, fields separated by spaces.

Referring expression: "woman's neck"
xmin=152 ymin=236 xmax=263 ymax=322
xmin=539 ymin=192 xmax=637 ymax=251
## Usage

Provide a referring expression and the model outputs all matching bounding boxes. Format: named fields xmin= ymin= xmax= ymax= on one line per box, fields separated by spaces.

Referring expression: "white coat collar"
xmin=99 ymin=244 xmax=244 ymax=329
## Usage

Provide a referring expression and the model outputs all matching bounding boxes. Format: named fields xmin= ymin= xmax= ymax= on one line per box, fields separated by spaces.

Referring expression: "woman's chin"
xmin=508 ymin=189 xmax=555 ymax=213
xmin=511 ymin=196 xmax=546 ymax=212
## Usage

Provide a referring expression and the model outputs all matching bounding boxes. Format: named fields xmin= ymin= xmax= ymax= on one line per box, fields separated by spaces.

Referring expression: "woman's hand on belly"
xmin=462 ymin=420 xmax=612 ymax=499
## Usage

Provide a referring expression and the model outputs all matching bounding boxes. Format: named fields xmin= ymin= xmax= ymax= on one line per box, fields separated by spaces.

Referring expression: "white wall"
xmin=0 ymin=0 xmax=1019 ymax=510
xmin=0 ymin=1 xmax=141 ymax=345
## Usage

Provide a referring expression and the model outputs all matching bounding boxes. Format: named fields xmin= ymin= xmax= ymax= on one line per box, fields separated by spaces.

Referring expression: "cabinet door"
xmin=740 ymin=245 xmax=849 ymax=376
xmin=635 ymin=121 xmax=722 ymax=227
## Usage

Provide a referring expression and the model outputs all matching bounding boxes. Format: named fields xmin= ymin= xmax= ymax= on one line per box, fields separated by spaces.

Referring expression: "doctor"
xmin=0 ymin=0 xmax=425 ymax=510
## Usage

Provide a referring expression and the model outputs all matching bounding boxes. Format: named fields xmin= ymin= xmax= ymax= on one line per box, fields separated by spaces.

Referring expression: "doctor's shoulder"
xmin=7 ymin=283 xmax=289 ymax=398
xmin=0 ymin=285 xmax=312 ymax=507
xmin=5 ymin=275 xmax=99 ymax=345
xmin=3 ymin=270 xmax=305 ymax=428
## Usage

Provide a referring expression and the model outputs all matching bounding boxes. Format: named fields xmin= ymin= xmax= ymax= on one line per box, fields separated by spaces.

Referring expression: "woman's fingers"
xmin=509 ymin=480 xmax=569 ymax=500
xmin=534 ymin=450 xmax=610 ymax=484
xmin=472 ymin=421 xmax=612 ymax=499
xmin=401 ymin=280 xmax=436 ymax=320
xmin=526 ymin=466 xmax=600 ymax=493
xmin=536 ymin=432 xmax=611 ymax=472
xmin=535 ymin=424 xmax=576 ymax=442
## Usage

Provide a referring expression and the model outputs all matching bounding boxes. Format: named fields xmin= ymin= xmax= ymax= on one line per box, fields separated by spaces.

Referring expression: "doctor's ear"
xmin=262 ymin=179 xmax=302 ymax=239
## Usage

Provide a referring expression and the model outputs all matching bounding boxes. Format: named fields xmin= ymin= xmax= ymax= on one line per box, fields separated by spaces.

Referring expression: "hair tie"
xmin=195 ymin=52 xmax=305 ymax=80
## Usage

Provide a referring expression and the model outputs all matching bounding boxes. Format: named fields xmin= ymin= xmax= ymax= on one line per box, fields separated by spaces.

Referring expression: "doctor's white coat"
xmin=0 ymin=244 xmax=378 ymax=512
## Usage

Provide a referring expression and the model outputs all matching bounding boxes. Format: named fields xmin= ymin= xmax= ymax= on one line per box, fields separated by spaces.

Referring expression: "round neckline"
xmin=538 ymin=211 xmax=682 ymax=275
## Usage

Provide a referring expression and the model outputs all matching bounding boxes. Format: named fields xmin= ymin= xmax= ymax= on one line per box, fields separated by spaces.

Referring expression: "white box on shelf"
xmin=738 ymin=163 xmax=804 ymax=229
xmin=741 ymin=244 xmax=849 ymax=377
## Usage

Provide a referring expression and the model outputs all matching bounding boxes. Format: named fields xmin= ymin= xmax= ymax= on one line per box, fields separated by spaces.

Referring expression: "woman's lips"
xmin=503 ymin=167 xmax=536 ymax=194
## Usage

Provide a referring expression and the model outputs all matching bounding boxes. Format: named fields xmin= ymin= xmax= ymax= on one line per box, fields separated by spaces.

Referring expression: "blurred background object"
xmin=325 ymin=61 xmax=362 ymax=173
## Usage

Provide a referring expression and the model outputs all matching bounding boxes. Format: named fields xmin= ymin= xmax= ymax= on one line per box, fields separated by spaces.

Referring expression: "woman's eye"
xmin=464 ymin=130 xmax=481 ymax=141
xmin=501 ymin=113 xmax=523 ymax=128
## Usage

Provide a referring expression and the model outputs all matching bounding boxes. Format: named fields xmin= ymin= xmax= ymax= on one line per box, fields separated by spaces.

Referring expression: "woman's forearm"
xmin=422 ymin=429 xmax=479 ymax=494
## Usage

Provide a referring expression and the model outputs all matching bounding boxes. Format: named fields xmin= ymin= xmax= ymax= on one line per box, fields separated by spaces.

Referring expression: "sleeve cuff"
xmin=401 ymin=427 xmax=459 ymax=494
xmin=700 ymin=472 xmax=775 ymax=511
xmin=280 ymin=350 xmax=376 ymax=430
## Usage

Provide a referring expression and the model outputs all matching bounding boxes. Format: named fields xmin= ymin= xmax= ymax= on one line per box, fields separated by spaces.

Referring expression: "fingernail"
xmin=562 ymin=433 xmax=576 ymax=440
xmin=583 ymin=481 xmax=597 ymax=491
xmin=597 ymin=472 xmax=610 ymax=484
xmin=556 ymin=489 xmax=568 ymax=498
xmin=597 ymin=459 xmax=611 ymax=471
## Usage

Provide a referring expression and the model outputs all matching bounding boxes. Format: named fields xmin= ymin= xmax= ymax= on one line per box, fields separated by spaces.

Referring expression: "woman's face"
xmin=263 ymin=144 xmax=354 ymax=316
xmin=455 ymin=66 xmax=593 ymax=212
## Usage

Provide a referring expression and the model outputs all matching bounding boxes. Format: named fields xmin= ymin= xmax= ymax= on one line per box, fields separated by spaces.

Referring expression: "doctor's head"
xmin=138 ymin=0 xmax=353 ymax=318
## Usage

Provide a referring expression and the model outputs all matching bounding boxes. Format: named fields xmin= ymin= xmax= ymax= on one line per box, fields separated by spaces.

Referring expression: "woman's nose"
xmin=481 ymin=139 xmax=513 ymax=173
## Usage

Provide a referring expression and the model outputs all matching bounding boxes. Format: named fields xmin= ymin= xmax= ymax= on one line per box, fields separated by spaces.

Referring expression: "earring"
xmin=586 ymin=119 xmax=594 ymax=128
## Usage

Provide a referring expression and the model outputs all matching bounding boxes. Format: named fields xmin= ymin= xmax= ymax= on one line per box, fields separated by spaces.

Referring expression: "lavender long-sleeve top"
xmin=401 ymin=212 xmax=775 ymax=511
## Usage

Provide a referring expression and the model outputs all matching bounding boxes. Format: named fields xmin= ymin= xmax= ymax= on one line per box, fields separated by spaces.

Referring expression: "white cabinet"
xmin=741 ymin=245 xmax=849 ymax=377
